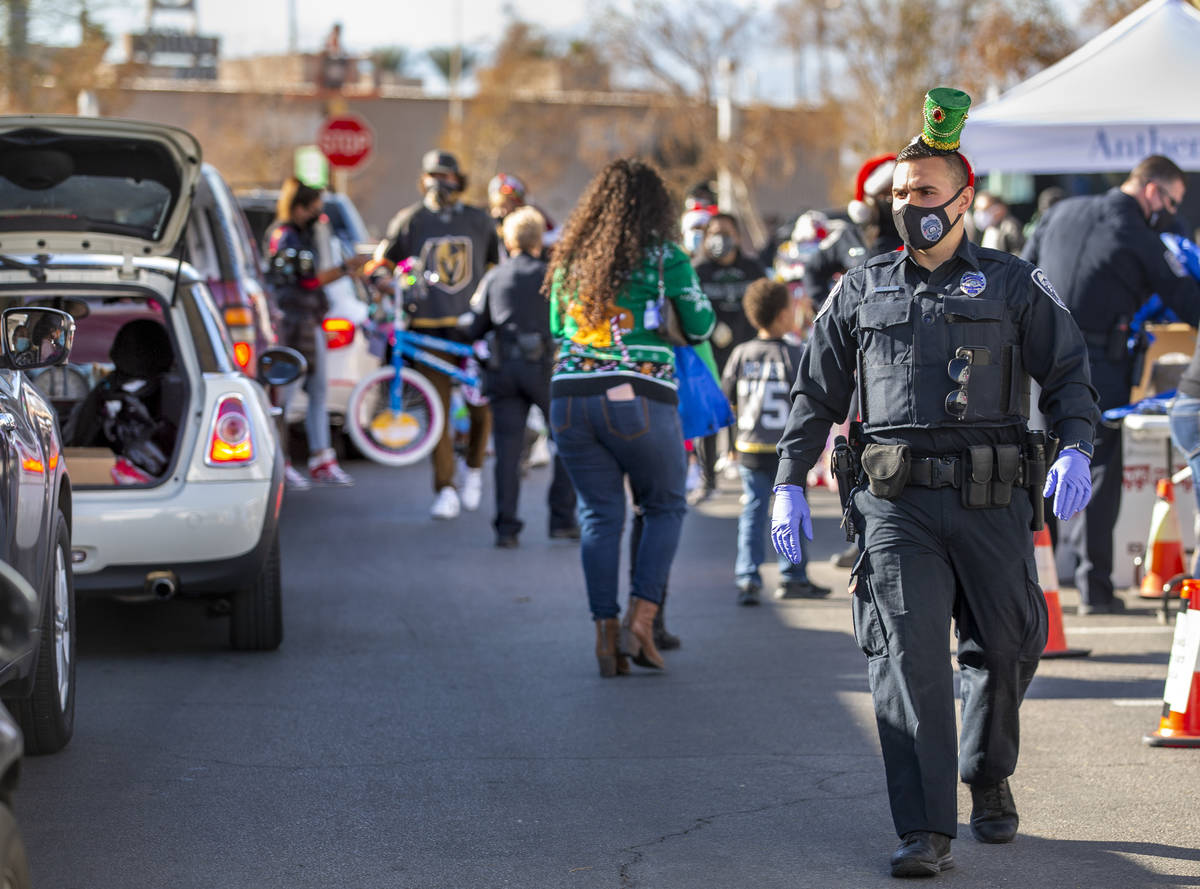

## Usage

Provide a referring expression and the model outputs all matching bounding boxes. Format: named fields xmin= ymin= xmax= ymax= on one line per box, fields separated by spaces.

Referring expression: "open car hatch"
xmin=0 ymin=115 xmax=202 ymax=259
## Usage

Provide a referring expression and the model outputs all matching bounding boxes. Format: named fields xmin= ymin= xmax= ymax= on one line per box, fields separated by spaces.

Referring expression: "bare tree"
xmin=593 ymin=0 xmax=758 ymax=105
xmin=776 ymin=0 xmax=1077 ymax=157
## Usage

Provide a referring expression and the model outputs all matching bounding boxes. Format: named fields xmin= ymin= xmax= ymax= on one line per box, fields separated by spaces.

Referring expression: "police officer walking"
xmin=770 ymin=88 xmax=1100 ymax=877
xmin=463 ymin=206 xmax=578 ymax=547
xmin=1022 ymin=155 xmax=1200 ymax=613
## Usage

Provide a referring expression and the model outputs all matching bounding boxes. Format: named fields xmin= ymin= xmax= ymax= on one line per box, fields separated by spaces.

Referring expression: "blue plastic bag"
xmin=675 ymin=345 xmax=734 ymax=439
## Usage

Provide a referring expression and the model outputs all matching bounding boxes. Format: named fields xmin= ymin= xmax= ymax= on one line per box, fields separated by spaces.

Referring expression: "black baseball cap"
xmin=422 ymin=150 xmax=461 ymax=177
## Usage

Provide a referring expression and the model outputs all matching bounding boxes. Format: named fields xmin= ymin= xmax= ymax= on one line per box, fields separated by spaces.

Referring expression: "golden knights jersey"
xmin=382 ymin=202 xmax=500 ymax=327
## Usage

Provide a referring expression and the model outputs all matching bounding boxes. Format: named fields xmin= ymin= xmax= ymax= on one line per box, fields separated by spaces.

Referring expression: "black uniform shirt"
xmin=1022 ymin=188 xmax=1200 ymax=361
xmin=801 ymin=221 xmax=870 ymax=307
xmin=775 ymin=233 xmax=1100 ymax=487
xmin=382 ymin=201 xmax=500 ymax=328
xmin=464 ymin=250 xmax=551 ymax=345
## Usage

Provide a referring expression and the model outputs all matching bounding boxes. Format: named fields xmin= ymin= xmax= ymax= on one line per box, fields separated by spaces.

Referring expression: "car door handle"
xmin=0 ymin=414 xmax=15 ymax=434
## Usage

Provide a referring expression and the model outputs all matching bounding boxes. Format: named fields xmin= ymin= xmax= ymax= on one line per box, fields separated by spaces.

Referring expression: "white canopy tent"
xmin=961 ymin=0 xmax=1200 ymax=173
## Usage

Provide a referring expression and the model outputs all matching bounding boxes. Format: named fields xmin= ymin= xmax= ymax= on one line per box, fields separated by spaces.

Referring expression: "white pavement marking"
xmin=1063 ymin=625 xmax=1176 ymax=634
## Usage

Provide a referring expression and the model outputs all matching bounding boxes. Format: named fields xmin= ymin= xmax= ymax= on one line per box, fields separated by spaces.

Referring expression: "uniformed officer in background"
xmin=1023 ymin=155 xmax=1200 ymax=614
xmin=463 ymin=206 xmax=578 ymax=547
xmin=770 ymin=88 xmax=1100 ymax=877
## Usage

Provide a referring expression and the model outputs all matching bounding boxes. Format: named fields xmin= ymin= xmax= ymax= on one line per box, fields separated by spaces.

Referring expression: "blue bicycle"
xmin=345 ymin=266 xmax=481 ymax=466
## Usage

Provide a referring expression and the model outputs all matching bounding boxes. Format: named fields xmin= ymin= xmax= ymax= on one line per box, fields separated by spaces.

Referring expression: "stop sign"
xmin=317 ymin=115 xmax=374 ymax=169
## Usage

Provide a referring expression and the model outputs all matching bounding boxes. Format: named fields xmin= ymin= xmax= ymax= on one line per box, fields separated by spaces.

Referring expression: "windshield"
xmin=0 ymin=130 xmax=181 ymax=241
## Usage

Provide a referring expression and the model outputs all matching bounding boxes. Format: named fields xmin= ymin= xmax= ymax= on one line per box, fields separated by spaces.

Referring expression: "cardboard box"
xmin=1130 ymin=323 xmax=1196 ymax=402
xmin=63 ymin=447 xmax=117 ymax=486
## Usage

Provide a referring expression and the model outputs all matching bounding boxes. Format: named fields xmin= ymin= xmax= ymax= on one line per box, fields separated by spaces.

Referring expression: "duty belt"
xmin=906 ymin=452 xmax=1033 ymax=489
xmin=907 ymin=455 xmax=961 ymax=488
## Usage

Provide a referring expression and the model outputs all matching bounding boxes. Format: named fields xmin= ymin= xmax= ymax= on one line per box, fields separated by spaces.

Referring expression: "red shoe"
xmin=308 ymin=449 xmax=353 ymax=486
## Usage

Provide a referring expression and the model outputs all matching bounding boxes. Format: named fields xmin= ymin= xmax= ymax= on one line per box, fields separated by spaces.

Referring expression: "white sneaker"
xmin=460 ymin=468 xmax=483 ymax=511
xmin=284 ymin=463 xmax=312 ymax=491
xmin=685 ymin=460 xmax=702 ymax=494
xmin=431 ymin=486 xmax=461 ymax=520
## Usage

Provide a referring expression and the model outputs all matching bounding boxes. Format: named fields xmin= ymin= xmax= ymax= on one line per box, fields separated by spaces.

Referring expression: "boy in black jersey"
xmin=721 ymin=280 xmax=830 ymax=604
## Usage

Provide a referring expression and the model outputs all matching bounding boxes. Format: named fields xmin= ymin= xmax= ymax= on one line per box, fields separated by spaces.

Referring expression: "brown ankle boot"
xmin=594 ymin=618 xmax=629 ymax=677
xmin=620 ymin=598 xmax=666 ymax=670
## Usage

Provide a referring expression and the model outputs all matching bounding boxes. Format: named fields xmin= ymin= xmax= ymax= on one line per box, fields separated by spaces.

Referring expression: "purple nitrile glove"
xmin=1043 ymin=449 xmax=1093 ymax=522
xmin=771 ymin=484 xmax=813 ymax=565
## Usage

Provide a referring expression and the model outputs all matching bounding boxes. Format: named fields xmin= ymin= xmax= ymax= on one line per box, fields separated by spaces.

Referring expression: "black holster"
xmin=1024 ymin=430 xmax=1049 ymax=532
xmin=831 ymin=435 xmax=862 ymax=541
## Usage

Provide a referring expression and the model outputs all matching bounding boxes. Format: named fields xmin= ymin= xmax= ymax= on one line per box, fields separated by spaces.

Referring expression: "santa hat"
xmin=848 ymin=154 xmax=897 ymax=224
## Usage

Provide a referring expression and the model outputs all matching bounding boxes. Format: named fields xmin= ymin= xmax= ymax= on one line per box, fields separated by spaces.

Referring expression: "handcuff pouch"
xmin=861 ymin=443 xmax=910 ymax=500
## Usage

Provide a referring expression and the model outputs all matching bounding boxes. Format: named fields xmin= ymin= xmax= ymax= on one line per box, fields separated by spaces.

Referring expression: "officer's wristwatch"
xmin=1059 ymin=441 xmax=1094 ymax=461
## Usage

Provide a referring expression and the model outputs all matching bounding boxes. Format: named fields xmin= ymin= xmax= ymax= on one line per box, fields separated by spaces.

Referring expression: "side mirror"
xmin=256 ymin=346 xmax=307 ymax=387
xmin=0 ymin=562 xmax=37 ymax=663
xmin=2 ymin=307 xmax=75 ymax=370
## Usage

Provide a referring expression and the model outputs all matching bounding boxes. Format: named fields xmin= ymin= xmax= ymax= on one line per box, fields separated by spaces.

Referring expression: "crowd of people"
xmin=256 ymin=84 xmax=1200 ymax=877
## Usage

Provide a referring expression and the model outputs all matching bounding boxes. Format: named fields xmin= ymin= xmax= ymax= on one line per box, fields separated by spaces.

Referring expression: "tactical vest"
xmin=854 ymin=262 xmax=1030 ymax=432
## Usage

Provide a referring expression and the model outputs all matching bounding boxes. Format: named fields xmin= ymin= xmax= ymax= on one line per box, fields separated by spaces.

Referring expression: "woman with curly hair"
xmin=546 ymin=158 xmax=715 ymax=677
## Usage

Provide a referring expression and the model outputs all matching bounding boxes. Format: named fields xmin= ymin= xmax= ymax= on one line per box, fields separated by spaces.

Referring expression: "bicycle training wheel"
xmin=345 ymin=367 xmax=445 ymax=466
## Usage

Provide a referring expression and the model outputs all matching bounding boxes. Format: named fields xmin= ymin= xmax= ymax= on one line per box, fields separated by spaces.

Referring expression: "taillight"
xmin=224 ymin=306 xmax=255 ymax=327
xmin=323 ymin=317 xmax=356 ymax=350
xmin=206 ymin=395 xmax=254 ymax=466
xmin=232 ymin=341 xmax=253 ymax=369
xmin=224 ymin=307 xmax=257 ymax=371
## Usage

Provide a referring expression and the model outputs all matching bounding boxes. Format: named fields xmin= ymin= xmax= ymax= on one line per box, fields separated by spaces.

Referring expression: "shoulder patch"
xmin=1031 ymin=268 xmax=1068 ymax=311
xmin=1164 ymin=248 xmax=1188 ymax=279
xmin=815 ymin=277 xmax=842 ymax=321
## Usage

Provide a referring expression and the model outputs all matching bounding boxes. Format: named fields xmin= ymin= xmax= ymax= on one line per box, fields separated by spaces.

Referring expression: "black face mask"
xmin=1148 ymin=208 xmax=1176 ymax=234
xmin=893 ymin=186 xmax=965 ymax=251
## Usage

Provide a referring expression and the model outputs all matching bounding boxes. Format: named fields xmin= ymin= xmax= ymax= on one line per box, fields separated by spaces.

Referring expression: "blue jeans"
xmin=550 ymin=393 xmax=687 ymax=620
xmin=736 ymin=465 xmax=808 ymax=587
xmin=1169 ymin=394 xmax=1200 ymax=574
xmin=281 ymin=326 xmax=330 ymax=454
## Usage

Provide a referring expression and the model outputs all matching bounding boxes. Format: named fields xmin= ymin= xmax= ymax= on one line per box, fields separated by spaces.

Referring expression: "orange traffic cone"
xmin=1144 ymin=580 xmax=1200 ymax=747
xmin=1140 ymin=478 xmax=1186 ymax=599
xmin=1033 ymin=527 xmax=1090 ymax=658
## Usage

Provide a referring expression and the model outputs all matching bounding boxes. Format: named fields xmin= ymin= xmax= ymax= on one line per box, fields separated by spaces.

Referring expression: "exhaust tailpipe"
xmin=144 ymin=570 xmax=178 ymax=601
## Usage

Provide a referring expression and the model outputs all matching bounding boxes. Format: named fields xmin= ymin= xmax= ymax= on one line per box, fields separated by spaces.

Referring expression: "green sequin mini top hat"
xmin=921 ymin=87 xmax=971 ymax=151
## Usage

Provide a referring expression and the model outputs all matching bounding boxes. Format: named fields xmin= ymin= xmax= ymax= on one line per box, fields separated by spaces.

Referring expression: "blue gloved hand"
xmin=1043 ymin=449 xmax=1093 ymax=521
xmin=771 ymin=484 xmax=813 ymax=565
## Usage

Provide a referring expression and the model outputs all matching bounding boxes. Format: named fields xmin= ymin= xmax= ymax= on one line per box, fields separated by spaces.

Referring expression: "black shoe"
xmin=969 ymin=778 xmax=1019 ymax=844
xmin=549 ymin=525 xmax=581 ymax=540
xmin=495 ymin=534 xmax=519 ymax=549
xmin=773 ymin=580 xmax=832 ymax=600
xmin=736 ymin=580 xmax=761 ymax=607
xmin=831 ymin=543 xmax=858 ymax=569
xmin=1077 ymin=596 xmax=1127 ymax=615
xmin=890 ymin=831 xmax=953 ymax=878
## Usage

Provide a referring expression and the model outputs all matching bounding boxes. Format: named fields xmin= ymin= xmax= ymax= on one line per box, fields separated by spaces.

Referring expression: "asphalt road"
xmin=16 ymin=459 xmax=1200 ymax=888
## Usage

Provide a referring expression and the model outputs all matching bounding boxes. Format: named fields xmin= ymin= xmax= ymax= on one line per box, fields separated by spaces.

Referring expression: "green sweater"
xmin=549 ymin=243 xmax=716 ymax=400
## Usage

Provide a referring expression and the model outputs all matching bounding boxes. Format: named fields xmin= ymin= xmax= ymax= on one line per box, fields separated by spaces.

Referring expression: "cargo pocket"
xmin=944 ymin=297 xmax=1010 ymax=422
xmin=1021 ymin=556 xmax=1049 ymax=656
xmin=850 ymin=550 xmax=889 ymax=660
xmin=858 ymin=300 xmax=913 ymax=427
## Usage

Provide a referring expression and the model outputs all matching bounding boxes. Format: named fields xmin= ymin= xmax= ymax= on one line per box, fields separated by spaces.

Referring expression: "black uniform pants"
xmin=849 ymin=485 xmax=1048 ymax=838
xmin=1062 ymin=357 xmax=1129 ymax=606
xmin=488 ymin=358 xmax=577 ymax=537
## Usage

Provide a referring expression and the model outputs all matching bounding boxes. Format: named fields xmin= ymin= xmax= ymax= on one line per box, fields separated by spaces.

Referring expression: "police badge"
xmin=920 ymin=214 xmax=943 ymax=243
xmin=959 ymin=270 xmax=987 ymax=297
